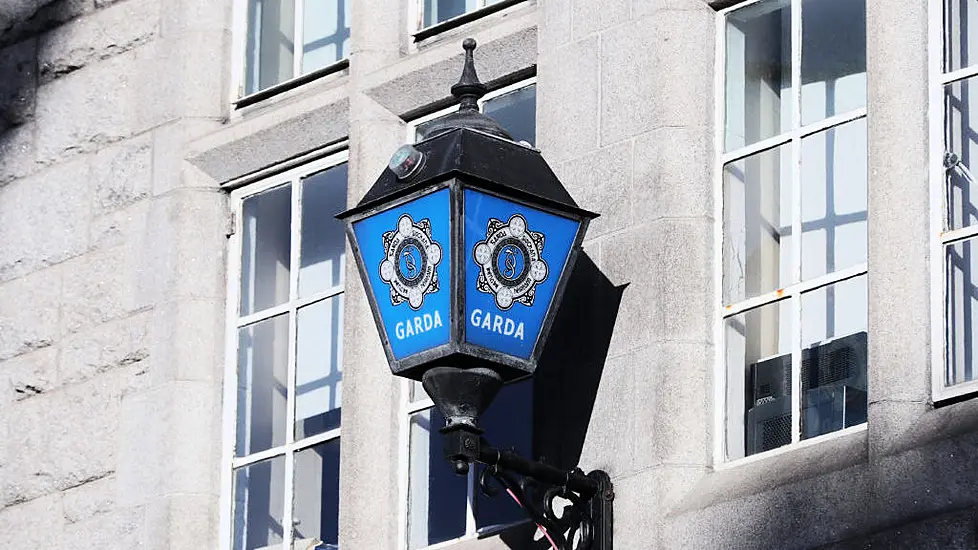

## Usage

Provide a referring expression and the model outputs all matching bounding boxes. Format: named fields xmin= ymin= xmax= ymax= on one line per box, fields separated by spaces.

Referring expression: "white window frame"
xmin=712 ymin=0 xmax=869 ymax=467
xmin=229 ymin=0 xmax=351 ymax=105
xmin=409 ymin=0 xmax=528 ymax=36
xmin=396 ymin=78 xmax=536 ymax=550
xmin=219 ymin=150 xmax=350 ymax=550
xmin=929 ymin=0 xmax=978 ymax=402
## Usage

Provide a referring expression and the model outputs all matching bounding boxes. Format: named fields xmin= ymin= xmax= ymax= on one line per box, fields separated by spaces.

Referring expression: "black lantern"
xmin=338 ymin=39 xmax=612 ymax=550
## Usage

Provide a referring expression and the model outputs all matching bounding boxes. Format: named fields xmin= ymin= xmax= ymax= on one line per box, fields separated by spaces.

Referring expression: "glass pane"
xmin=475 ymin=379 xmax=532 ymax=530
xmin=302 ymin=0 xmax=350 ymax=74
xmin=233 ymin=456 xmax=286 ymax=550
xmin=800 ymin=0 xmax=866 ymax=125
xmin=724 ymin=0 xmax=792 ymax=151
xmin=945 ymin=76 xmax=978 ymax=230
xmin=408 ymin=408 xmax=467 ymax=549
xmin=246 ymin=0 xmax=296 ymax=95
xmin=800 ymin=277 xmax=867 ymax=440
xmin=723 ymin=143 xmax=792 ymax=304
xmin=241 ymin=184 xmax=292 ymax=316
xmin=237 ymin=314 xmax=290 ymax=457
xmin=295 ymin=297 xmax=343 ymax=440
xmin=945 ymin=0 xmax=978 ymax=72
xmin=292 ymin=439 xmax=341 ymax=549
xmin=483 ymin=85 xmax=537 ymax=146
xmin=801 ymin=119 xmax=868 ymax=280
xmin=423 ymin=0 xmax=476 ymax=27
xmin=410 ymin=380 xmax=427 ymax=403
xmin=946 ymin=238 xmax=978 ymax=386
xmin=725 ymin=300 xmax=792 ymax=460
xmin=299 ymin=164 xmax=348 ymax=297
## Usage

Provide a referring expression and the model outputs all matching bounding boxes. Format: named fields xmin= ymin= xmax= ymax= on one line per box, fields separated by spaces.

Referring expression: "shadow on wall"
xmin=491 ymin=252 xmax=626 ymax=550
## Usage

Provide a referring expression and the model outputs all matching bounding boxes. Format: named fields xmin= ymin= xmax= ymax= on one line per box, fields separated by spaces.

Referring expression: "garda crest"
xmin=379 ymin=214 xmax=442 ymax=310
xmin=473 ymin=214 xmax=548 ymax=310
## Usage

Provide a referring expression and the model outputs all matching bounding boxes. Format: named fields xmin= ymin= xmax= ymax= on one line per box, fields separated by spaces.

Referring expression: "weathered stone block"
xmin=538 ymin=0 xmax=572 ymax=54
xmin=60 ymin=246 xmax=147 ymax=334
xmin=60 ymin=310 xmax=152 ymax=386
xmin=0 ymin=156 xmax=90 ymax=282
xmin=62 ymin=473 xmax=116 ymax=524
xmin=0 ymin=492 xmax=64 ymax=549
xmin=0 ymin=265 xmax=61 ymax=361
xmin=600 ymin=10 xmax=714 ymax=144
xmin=62 ymin=503 xmax=144 ymax=550
xmin=151 ymin=119 xmax=221 ymax=197
xmin=577 ymin=350 xmax=636 ymax=476
xmin=91 ymin=132 xmax=152 ymax=216
xmin=37 ymin=0 xmax=158 ymax=82
xmin=1 ymin=346 xmax=58 ymax=402
xmin=149 ymin=299 xmax=223 ymax=384
xmin=552 ymin=139 xmax=631 ymax=238
xmin=0 ymin=38 xmax=37 ymax=129
xmin=536 ymin=36 xmax=599 ymax=164
xmin=572 ymin=0 xmax=628 ymax=39
xmin=632 ymin=125 xmax=713 ymax=221
xmin=0 ymin=121 xmax=36 ymax=186
xmin=90 ymin=199 xmax=150 ymax=252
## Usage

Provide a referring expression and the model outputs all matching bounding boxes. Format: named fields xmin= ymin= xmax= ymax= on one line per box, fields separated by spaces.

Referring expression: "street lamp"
xmin=338 ymin=39 xmax=613 ymax=550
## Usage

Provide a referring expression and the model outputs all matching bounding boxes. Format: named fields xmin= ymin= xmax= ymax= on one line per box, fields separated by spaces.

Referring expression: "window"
xmin=223 ymin=153 xmax=348 ymax=550
xmin=718 ymin=0 xmax=868 ymax=461
xmin=414 ymin=0 xmax=526 ymax=38
xmin=403 ymin=81 xmax=536 ymax=549
xmin=237 ymin=0 xmax=350 ymax=98
xmin=934 ymin=0 xmax=978 ymax=398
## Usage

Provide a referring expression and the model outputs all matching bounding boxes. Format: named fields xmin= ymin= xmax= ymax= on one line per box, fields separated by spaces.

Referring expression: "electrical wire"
xmin=504 ymin=487 xmax=558 ymax=550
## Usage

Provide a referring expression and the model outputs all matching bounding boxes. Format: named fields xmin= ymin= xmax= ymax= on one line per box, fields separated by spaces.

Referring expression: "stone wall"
xmin=0 ymin=0 xmax=230 ymax=547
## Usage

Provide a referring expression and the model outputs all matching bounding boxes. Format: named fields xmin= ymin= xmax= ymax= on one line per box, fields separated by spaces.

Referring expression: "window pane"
xmin=724 ymin=0 xmax=792 ymax=151
xmin=483 ymin=85 xmax=537 ymax=146
xmin=299 ymin=164 xmax=348 ymax=297
xmin=423 ymin=0 xmax=475 ymax=27
xmin=241 ymin=184 xmax=292 ymax=316
xmin=302 ymin=0 xmax=350 ymax=74
xmin=945 ymin=0 xmax=978 ymax=72
xmin=237 ymin=314 xmax=290 ymax=457
xmin=233 ymin=456 xmax=286 ymax=550
xmin=408 ymin=408 xmax=467 ymax=549
xmin=945 ymin=76 xmax=978 ymax=230
xmin=801 ymin=119 xmax=868 ymax=280
xmin=726 ymin=300 xmax=792 ymax=460
xmin=800 ymin=277 xmax=867 ymax=440
xmin=246 ymin=0 xmax=296 ymax=95
xmin=293 ymin=439 xmax=341 ymax=549
xmin=295 ymin=297 xmax=343 ymax=440
xmin=800 ymin=0 xmax=866 ymax=125
xmin=946 ymin=238 xmax=978 ymax=386
xmin=475 ymin=379 xmax=532 ymax=530
xmin=723 ymin=143 xmax=792 ymax=304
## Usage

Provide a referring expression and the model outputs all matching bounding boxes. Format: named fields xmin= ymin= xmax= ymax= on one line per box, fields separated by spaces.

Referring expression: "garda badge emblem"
xmin=473 ymin=214 xmax=548 ymax=310
xmin=379 ymin=214 xmax=442 ymax=310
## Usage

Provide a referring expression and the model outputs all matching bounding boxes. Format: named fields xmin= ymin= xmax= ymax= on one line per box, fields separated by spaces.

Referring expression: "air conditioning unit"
xmin=745 ymin=331 xmax=867 ymax=456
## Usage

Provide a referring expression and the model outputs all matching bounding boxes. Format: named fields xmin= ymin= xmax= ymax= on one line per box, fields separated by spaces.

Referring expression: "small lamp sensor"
xmin=389 ymin=144 xmax=425 ymax=180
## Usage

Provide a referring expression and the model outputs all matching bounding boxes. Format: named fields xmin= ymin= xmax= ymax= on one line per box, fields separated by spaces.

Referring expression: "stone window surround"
xmin=219 ymin=150 xmax=350 ymax=550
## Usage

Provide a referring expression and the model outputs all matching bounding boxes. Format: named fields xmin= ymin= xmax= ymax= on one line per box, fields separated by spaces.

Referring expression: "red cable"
xmin=504 ymin=487 xmax=559 ymax=550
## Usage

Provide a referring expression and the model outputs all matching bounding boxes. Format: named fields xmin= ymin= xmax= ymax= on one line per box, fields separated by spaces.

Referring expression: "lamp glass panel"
xmin=800 ymin=0 xmax=866 ymax=125
xmin=294 ymin=296 xmax=343 ymax=440
xmin=237 ymin=314 xmax=290 ymax=457
xmin=722 ymin=143 xmax=792 ymax=305
xmin=299 ymin=163 xmax=348 ymax=297
xmin=240 ymin=184 xmax=292 ymax=316
xmin=292 ymin=439 xmax=341 ymax=548
xmin=724 ymin=0 xmax=792 ymax=151
xmin=232 ymin=456 xmax=286 ymax=550
xmin=800 ymin=119 xmax=867 ymax=281
xmin=725 ymin=300 xmax=792 ymax=460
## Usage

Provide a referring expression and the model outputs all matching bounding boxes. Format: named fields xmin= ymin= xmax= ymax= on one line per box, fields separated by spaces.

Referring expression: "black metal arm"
xmin=442 ymin=425 xmax=614 ymax=550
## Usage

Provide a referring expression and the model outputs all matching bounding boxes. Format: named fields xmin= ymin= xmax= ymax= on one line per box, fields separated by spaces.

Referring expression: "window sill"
xmin=673 ymin=425 xmax=868 ymax=515
xmin=233 ymin=59 xmax=350 ymax=110
xmin=413 ymin=520 xmax=536 ymax=550
xmin=933 ymin=378 xmax=978 ymax=406
xmin=413 ymin=0 xmax=529 ymax=42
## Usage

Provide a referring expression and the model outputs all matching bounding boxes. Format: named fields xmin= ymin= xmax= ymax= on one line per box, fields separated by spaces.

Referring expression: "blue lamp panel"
xmin=463 ymin=189 xmax=580 ymax=359
xmin=353 ymin=189 xmax=451 ymax=360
